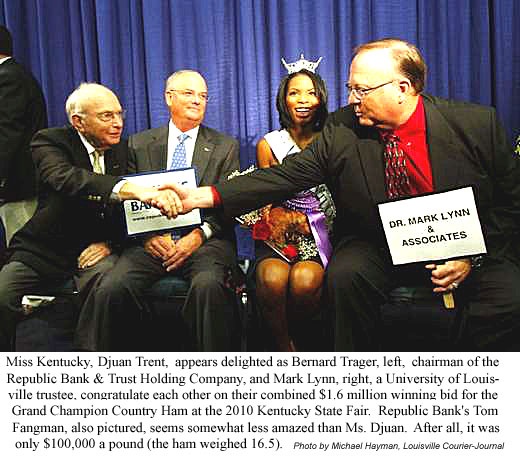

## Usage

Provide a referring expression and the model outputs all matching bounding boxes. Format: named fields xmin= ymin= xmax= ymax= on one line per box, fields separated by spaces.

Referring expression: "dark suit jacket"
xmin=217 ymin=95 xmax=520 ymax=265
xmin=8 ymin=126 xmax=127 ymax=278
xmin=0 ymin=58 xmax=47 ymax=201
xmin=128 ymin=123 xmax=239 ymax=242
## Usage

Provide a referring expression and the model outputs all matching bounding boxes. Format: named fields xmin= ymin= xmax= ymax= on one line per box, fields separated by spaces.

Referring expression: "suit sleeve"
xmin=127 ymin=135 xmax=138 ymax=174
xmin=480 ymin=108 xmax=520 ymax=257
xmin=216 ymin=124 xmax=332 ymax=216
xmin=0 ymin=69 xmax=28 ymax=189
xmin=31 ymin=130 xmax=119 ymax=204
xmin=204 ymin=137 xmax=240 ymax=238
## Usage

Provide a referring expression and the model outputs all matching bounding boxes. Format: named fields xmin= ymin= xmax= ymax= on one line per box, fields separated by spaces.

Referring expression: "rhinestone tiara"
xmin=281 ymin=53 xmax=323 ymax=74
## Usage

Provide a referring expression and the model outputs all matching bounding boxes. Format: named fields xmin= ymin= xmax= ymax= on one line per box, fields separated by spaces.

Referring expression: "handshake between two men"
xmin=150 ymin=182 xmax=215 ymax=218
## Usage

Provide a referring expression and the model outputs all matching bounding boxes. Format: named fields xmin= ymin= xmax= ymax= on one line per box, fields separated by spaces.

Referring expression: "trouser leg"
xmin=181 ymin=239 xmax=238 ymax=351
xmin=0 ymin=261 xmax=42 ymax=351
xmin=74 ymin=247 xmax=164 ymax=351
xmin=326 ymin=240 xmax=394 ymax=351
xmin=458 ymin=259 xmax=520 ymax=351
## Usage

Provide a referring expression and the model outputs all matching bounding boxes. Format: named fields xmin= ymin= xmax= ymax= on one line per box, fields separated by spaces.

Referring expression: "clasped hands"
xmin=144 ymin=230 xmax=203 ymax=272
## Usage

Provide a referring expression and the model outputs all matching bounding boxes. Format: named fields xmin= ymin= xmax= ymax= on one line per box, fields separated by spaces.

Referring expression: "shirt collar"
xmin=378 ymin=95 xmax=425 ymax=140
xmin=77 ymin=131 xmax=97 ymax=155
xmin=394 ymin=95 xmax=425 ymax=138
xmin=168 ymin=119 xmax=200 ymax=141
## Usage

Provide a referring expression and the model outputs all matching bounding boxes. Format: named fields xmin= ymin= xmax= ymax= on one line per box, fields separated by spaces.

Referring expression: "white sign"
xmin=377 ymin=187 xmax=487 ymax=265
xmin=123 ymin=169 xmax=202 ymax=236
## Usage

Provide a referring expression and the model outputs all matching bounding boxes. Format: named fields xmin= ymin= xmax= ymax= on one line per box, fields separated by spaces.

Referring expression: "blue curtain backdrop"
xmin=2 ymin=0 xmax=519 ymax=257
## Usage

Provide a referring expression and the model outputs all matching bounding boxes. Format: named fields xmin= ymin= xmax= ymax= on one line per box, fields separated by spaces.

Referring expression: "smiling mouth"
xmin=294 ymin=107 xmax=315 ymax=116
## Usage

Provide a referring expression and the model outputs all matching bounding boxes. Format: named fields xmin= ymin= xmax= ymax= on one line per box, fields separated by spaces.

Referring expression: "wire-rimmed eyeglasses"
xmin=167 ymin=89 xmax=209 ymax=103
xmin=346 ymin=80 xmax=395 ymax=100
xmin=95 ymin=110 xmax=126 ymax=122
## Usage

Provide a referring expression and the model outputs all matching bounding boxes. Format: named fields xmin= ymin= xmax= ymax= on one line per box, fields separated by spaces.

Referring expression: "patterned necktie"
xmin=92 ymin=150 xmax=103 ymax=174
xmin=382 ymin=133 xmax=409 ymax=199
xmin=169 ymin=133 xmax=189 ymax=170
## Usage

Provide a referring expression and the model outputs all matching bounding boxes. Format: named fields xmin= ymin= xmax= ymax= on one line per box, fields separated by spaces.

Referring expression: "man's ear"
xmin=71 ymin=114 xmax=83 ymax=131
xmin=397 ymin=79 xmax=413 ymax=103
xmin=165 ymin=91 xmax=173 ymax=108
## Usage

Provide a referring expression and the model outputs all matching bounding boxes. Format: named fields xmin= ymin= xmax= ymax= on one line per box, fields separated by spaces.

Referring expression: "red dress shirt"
xmin=386 ymin=95 xmax=433 ymax=196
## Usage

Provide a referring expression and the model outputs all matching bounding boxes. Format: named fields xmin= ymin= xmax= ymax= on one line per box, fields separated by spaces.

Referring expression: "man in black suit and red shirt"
xmin=0 ymin=82 xmax=179 ymax=351
xmin=165 ymin=39 xmax=520 ymax=351
xmin=0 ymin=25 xmax=47 ymax=249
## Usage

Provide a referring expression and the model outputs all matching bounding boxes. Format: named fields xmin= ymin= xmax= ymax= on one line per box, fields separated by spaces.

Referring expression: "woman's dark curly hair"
xmin=276 ymin=68 xmax=328 ymax=132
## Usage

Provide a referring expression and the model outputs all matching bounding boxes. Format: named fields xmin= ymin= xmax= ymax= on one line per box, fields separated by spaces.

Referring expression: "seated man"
xmin=77 ymin=70 xmax=240 ymax=352
xmin=0 ymin=82 xmax=178 ymax=351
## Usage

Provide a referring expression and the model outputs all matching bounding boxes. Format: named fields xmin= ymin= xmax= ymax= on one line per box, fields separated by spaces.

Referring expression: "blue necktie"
xmin=169 ymin=133 xmax=189 ymax=170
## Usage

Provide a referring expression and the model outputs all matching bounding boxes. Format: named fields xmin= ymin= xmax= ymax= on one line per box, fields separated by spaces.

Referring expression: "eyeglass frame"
xmin=346 ymin=80 xmax=395 ymax=100
xmin=167 ymin=89 xmax=209 ymax=103
xmin=94 ymin=110 xmax=126 ymax=123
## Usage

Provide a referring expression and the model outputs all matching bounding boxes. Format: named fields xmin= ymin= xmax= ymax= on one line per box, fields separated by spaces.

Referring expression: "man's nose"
xmin=192 ymin=93 xmax=205 ymax=103
xmin=112 ymin=117 xmax=123 ymax=128
xmin=348 ymin=92 xmax=360 ymax=105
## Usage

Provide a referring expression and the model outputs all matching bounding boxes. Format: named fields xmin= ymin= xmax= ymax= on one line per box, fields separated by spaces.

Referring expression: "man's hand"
xmin=144 ymin=234 xmax=174 ymax=260
xmin=156 ymin=184 xmax=214 ymax=214
xmin=425 ymin=258 xmax=471 ymax=293
xmin=78 ymin=242 xmax=111 ymax=269
xmin=138 ymin=188 xmax=182 ymax=219
xmin=118 ymin=183 xmax=183 ymax=218
xmin=162 ymin=229 xmax=204 ymax=272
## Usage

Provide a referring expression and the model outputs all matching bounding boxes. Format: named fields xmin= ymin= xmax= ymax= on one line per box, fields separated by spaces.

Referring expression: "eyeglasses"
xmin=95 ymin=110 xmax=126 ymax=122
xmin=168 ymin=89 xmax=209 ymax=102
xmin=346 ymin=80 xmax=394 ymax=100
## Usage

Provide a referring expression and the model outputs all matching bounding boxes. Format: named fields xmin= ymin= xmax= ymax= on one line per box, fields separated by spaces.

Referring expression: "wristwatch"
xmin=470 ymin=255 xmax=484 ymax=270
xmin=198 ymin=222 xmax=213 ymax=242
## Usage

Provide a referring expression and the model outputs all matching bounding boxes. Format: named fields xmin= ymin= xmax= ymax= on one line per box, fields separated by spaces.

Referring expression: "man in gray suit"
xmin=77 ymin=70 xmax=240 ymax=351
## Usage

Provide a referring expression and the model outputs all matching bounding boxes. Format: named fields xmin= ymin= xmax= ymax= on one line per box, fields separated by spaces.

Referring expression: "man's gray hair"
xmin=65 ymin=82 xmax=109 ymax=123
xmin=164 ymin=70 xmax=204 ymax=92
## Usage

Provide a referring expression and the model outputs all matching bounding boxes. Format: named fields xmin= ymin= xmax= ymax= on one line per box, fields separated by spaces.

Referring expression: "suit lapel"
xmin=357 ymin=129 xmax=387 ymax=204
xmin=70 ymin=130 xmax=94 ymax=171
xmin=104 ymin=145 xmax=123 ymax=175
xmin=423 ymin=97 xmax=462 ymax=191
xmin=357 ymin=97 xmax=464 ymax=205
xmin=191 ymin=125 xmax=213 ymax=184
xmin=149 ymin=126 xmax=169 ymax=171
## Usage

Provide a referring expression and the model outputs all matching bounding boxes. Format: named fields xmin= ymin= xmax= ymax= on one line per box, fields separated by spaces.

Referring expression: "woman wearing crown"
xmin=254 ymin=56 xmax=335 ymax=351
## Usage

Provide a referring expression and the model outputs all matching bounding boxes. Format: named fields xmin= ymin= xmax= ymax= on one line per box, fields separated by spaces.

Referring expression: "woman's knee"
xmin=289 ymin=261 xmax=324 ymax=299
xmin=256 ymin=259 xmax=290 ymax=295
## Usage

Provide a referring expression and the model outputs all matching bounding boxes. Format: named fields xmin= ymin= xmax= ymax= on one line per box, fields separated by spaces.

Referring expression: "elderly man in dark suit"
xmin=78 ymin=70 xmax=240 ymax=351
xmin=166 ymin=39 xmax=520 ymax=351
xmin=0 ymin=82 xmax=179 ymax=351
xmin=0 ymin=25 xmax=47 ymax=248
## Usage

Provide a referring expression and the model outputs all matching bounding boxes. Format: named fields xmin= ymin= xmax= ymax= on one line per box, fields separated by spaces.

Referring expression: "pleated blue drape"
xmin=2 ymin=0 xmax=519 ymax=257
